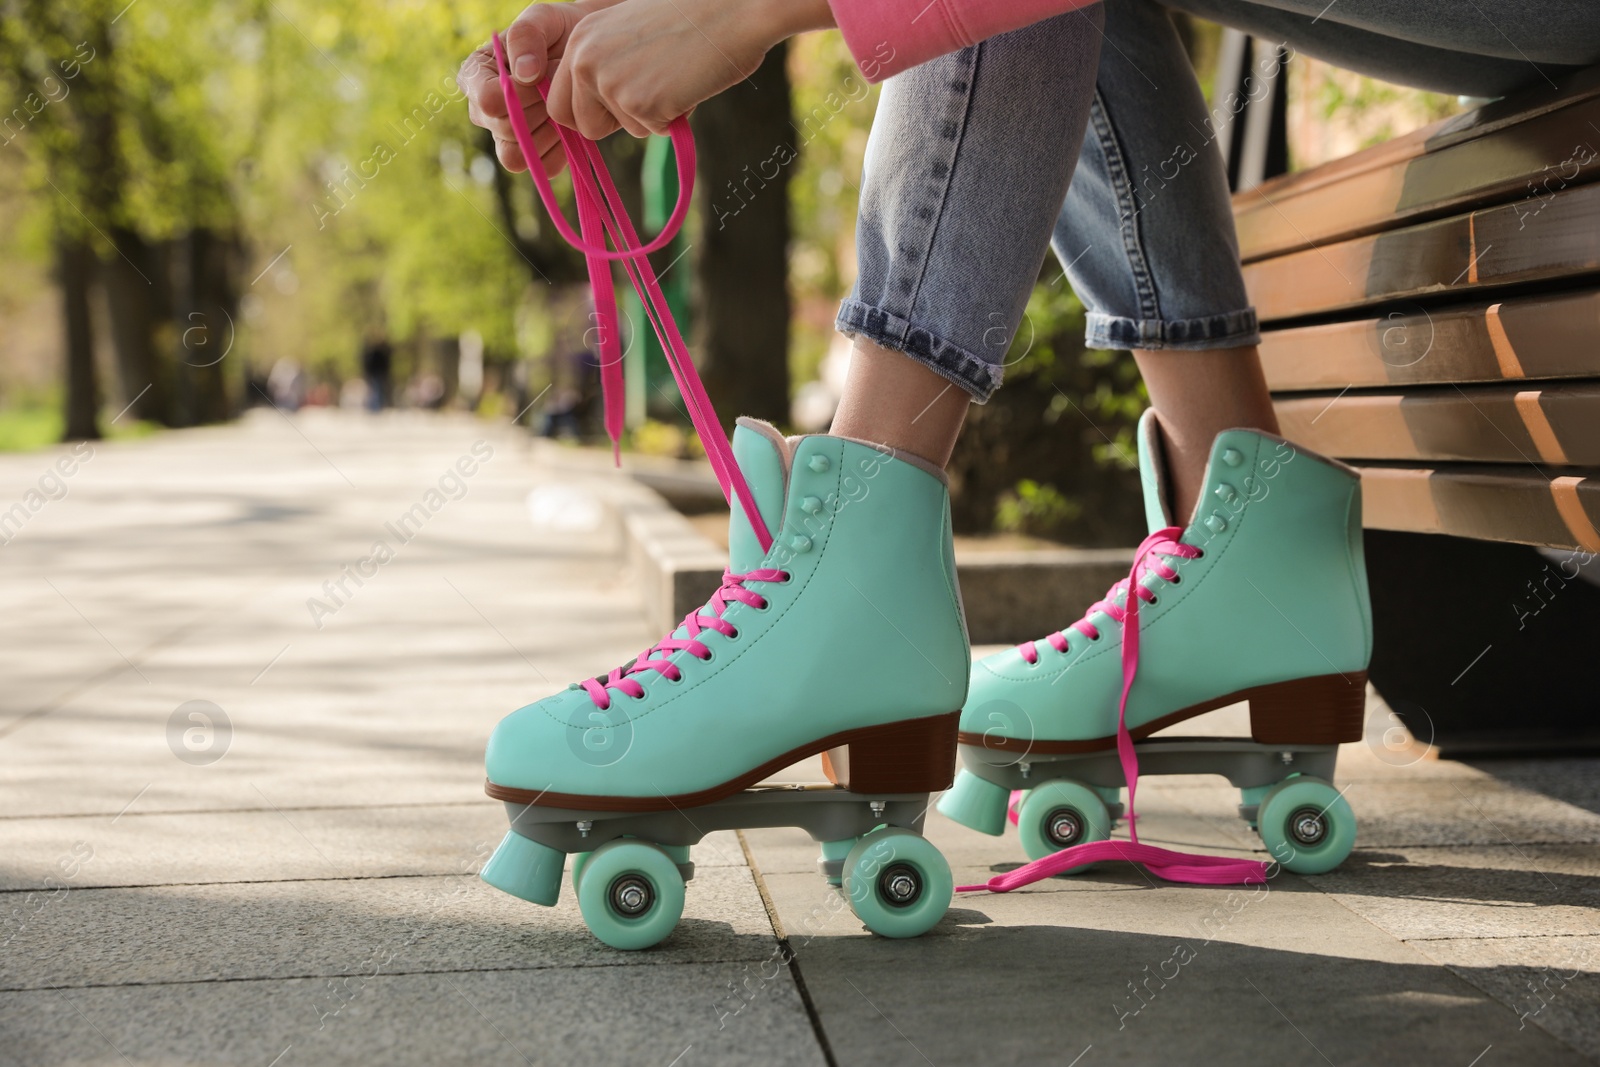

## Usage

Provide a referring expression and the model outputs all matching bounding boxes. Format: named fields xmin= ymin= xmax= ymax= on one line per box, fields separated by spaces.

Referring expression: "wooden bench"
xmin=1234 ymin=69 xmax=1600 ymax=754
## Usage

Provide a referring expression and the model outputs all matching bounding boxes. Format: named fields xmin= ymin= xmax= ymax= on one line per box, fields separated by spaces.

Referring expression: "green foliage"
xmin=0 ymin=0 xmax=541 ymax=415
xmin=946 ymin=279 xmax=1148 ymax=546
xmin=785 ymin=33 xmax=879 ymax=391
xmin=995 ymin=478 xmax=1081 ymax=538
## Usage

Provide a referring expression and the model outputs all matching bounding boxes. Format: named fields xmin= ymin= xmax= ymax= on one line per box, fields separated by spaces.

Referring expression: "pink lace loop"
xmin=960 ymin=527 xmax=1271 ymax=892
xmin=581 ymin=568 xmax=787 ymax=709
xmin=1018 ymin=532 xmax=1198 ymax=665
xmin=490 ymin=33 xmax=772 ymax=555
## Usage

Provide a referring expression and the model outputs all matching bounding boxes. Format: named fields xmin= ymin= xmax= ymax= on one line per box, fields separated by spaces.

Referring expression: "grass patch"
xmin=0 ymin=404 xmax=162 ymax=453
xmin=0 ymin=407 xmax=63 ymax=452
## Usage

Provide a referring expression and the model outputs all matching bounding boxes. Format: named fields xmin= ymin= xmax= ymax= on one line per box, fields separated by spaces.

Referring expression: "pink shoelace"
xmin=492 ymin=35 xmax=787 ymax=713
xmin=491 ymin=34 xmax=772 ymax=555
xmin=957 ymin=527 xmax=1272 ymax=891
xmin=579 ymin=568 xmax=787 ymax=710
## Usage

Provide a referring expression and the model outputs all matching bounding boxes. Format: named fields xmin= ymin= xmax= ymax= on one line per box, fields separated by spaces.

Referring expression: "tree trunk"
xmin=172 ymin=228 xmax=235 ymax=425
xmin=101 ymin=225 xmax=170 ymax=424
xmin=482 ymin=126 xmax=586 ymax=287
xmin=59 ymin=234 xmax=101 ymax=441
xmin=690 ymin=43 xmax=792 ymax=426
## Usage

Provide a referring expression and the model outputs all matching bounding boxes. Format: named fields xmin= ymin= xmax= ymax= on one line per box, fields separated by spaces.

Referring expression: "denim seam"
xmin=836 ymin=298 xmax=1002 ymax=402
xmin=1086 ymin=88 xmax=1162 ymax=325
xmin=1084 ymin=308 xmax=1260 ymax=351
xmin=898 ymin=47 xmax=982 ymax=326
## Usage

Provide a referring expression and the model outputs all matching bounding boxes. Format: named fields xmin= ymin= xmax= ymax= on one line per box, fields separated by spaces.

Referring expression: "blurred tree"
xmin=0 ymin=1 xmax=114 ymax=438
xmin=691 ymin=43 xmax=791 ymax=426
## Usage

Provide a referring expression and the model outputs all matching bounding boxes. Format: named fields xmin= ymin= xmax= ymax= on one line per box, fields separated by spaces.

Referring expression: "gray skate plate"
xmin=960 ymin=736 xmax=1340 ymax=792
xmin=502 ymin=784 xmax=932 ymax=855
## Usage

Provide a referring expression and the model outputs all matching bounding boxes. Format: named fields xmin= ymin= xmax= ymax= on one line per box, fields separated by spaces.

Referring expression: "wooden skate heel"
xmin=1248 ymin=671 xmax=1368 ymax=745
xmin=820 ymin=711 xmax=960 ymax=794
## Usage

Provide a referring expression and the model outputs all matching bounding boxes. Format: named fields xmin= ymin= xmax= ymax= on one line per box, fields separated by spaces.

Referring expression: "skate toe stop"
xmin=481 ymin=830 xmax=565 ymax=906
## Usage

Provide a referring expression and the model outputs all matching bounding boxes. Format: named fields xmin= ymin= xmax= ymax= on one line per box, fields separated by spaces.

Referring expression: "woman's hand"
xmin=459 ymin=0 xmax=614 ymax=176
xmin=459 ymin=0 xmax=834 ymax=174
xmin=543 ymin=0 xmax=833 ymax=140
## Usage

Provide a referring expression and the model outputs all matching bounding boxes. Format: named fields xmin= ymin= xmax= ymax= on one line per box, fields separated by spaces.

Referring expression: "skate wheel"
xmin=1017 ymin=780 xmax=1112 ymax=872
xmin=575 ymin=840 xmax=685 ymax=950
xmin=569 ymin=851 xmax=593 ymax=893
xmin=1256 ymin=775 xmax=1356 ymax=874
xmin=841 ymin=828 xmax=952 ymax=939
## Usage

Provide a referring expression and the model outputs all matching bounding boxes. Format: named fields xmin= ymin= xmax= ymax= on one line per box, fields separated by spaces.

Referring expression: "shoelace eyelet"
xmin=751 ymin=597 xmax=770 ymax=612
xmin=726 ymin=626 xmax=740 ymax=640
xmin=699 ymin=649 xmax=716 ymax=663
xmin=1169 ymin=574 xmax=1182 ymax=585
xmin=1147 ymin=595 xmax=1158 ymax=605
xmin=1193 ymin=548 xmax=1205 ymax=559
xmin=777 ymin=571 xmax=793 ymax=584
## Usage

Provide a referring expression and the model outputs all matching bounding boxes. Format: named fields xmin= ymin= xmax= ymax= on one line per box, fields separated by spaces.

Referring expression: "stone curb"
xmin=527 ymin=441 xmax=1134 ymax=644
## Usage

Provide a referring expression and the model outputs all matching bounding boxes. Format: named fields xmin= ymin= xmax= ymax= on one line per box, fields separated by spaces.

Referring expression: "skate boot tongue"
xmin=726 ymin=418 xmax=791 ymax=572
xmin=1135 ymin=409 xmax=1177 ymax=532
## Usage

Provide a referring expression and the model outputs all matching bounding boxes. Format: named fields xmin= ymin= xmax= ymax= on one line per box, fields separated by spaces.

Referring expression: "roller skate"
xmin=480 ymin=34 xmax=967 ymax=948
xmin=940 ymin=410 xmax=1372 ymax=886
xmin=481 ymin=419 xmax=971 ymax=948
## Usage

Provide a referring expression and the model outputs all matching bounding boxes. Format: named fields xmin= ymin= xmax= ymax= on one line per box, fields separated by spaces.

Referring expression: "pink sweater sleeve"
xmin=830 ymin=0 xmax=1100 ymax=82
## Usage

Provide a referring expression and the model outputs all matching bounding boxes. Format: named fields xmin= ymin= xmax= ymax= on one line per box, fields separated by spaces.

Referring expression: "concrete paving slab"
xmin=1 ymin=865 xmax=775 ymax=991
xmin=1314 ymin=843 xmax=1600 ymax=941
xmin=0 ymin=964 xmax=826 ymax=1067
xmin=0 ymin=806 xmax=748 ymax=891
xmin=1415 ymin=935 xmax=1600 ymax=1056
xmin=747 ymin=862 xmax=1584 ymax=1067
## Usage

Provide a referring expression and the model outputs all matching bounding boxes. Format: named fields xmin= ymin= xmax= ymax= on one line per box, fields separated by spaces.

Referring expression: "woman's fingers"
xmin=539 ymin=140 xmax=569 ymax=177
xmin=458 ymin=44 xmax=541 ymax=122
xmin=492 ymin=115 xmax=563 ymax=174
xmin=493 ymin=136 xmax=528 ymax=174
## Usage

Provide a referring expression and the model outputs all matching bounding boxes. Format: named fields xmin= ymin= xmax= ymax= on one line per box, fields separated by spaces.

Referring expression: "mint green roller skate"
xmin=483 ymin=419 xmax=970 ymax=948
xmin=940 ymin=411 xmax=1371 ymax=878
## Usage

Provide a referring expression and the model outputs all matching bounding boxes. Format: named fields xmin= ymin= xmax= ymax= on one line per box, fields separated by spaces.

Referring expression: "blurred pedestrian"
xmin=361 ymin=328 xmax=393 ymax=412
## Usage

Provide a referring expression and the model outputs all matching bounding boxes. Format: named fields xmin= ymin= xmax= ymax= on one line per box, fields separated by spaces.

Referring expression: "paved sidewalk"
xmin=0 ymin=411 xmax=1595 ymax=1066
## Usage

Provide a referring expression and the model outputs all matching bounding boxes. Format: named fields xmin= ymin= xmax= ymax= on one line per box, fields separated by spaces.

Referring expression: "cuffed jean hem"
xmin=1085 ymin=307 xmax=1261 ymax=352
xmin=836 ymin=299 xmax=1004 ymax=403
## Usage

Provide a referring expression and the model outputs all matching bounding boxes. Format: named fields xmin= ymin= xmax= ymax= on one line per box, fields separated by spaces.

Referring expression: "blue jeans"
xmin=839 ymin=0 xmax=1600 ymax=401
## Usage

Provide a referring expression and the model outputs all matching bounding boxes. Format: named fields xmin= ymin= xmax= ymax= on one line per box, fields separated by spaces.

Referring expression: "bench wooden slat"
xmin=1243 ymin=181 xmax=1600 ymax=321
xmin=1258 ymin=288 xmax=1600 ymax=390
xmin=1236 ymin=87 xmax=1600 ymax=263
xmin=1238 ymin=67 xmax=1600 ymax=211
xmin=1278 ymin=383 xmax=1600 ymax=465
xmin=1359 ymin=464 xmax=1600 ymax=550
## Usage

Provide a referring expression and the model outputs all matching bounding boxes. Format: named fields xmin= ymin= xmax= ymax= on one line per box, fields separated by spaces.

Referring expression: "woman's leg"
xmin=1170 ymin=0 xmax=1600 ymax=96
xmin=1055 ymin=0 xmax=1600 ymax=518
xmin=833 ymin=6 xmax=1106 ymax=467
xmin=1050 ymin=0 xmax=1273 ymax=518
xmin=1133 ymin=346 xmax=1278 ymax=517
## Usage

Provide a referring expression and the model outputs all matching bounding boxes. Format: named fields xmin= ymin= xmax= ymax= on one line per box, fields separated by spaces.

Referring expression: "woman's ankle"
xmin=1134 ymin=345 xmax=1279 ymax=521
xmin=829 ymin=339 xmax=970 ymax=469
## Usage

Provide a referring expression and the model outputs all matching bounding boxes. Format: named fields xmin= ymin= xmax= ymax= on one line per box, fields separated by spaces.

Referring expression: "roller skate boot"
xmin=482 ymin=419 xmax=971 ymax=947
xmin=941 ymin=410 xmax=1372 ymax=884
xmin=483 ymin=34 xmax=966 ymax=947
